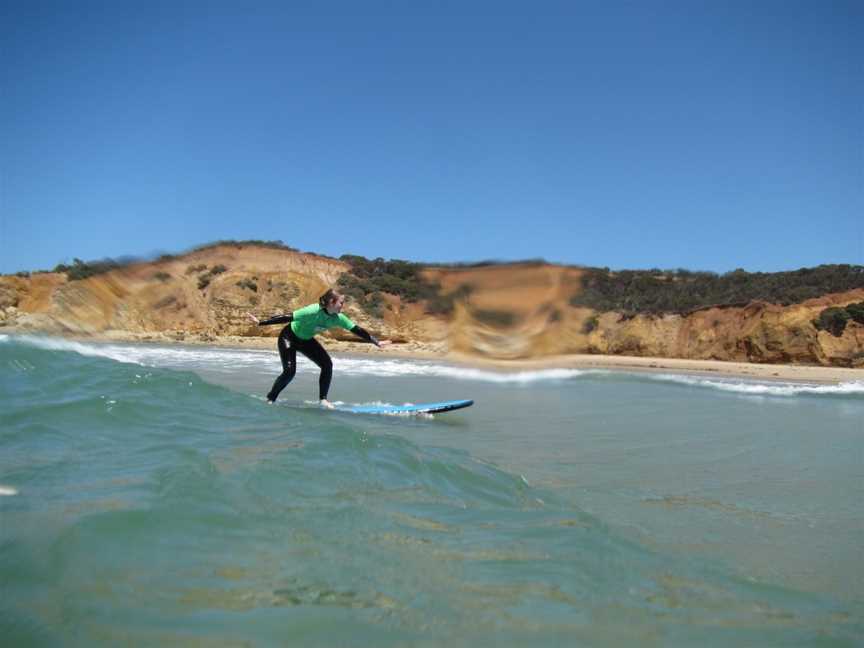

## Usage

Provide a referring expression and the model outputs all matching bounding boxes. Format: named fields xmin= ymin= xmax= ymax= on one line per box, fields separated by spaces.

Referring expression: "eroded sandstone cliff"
xmin=2 ymin=244 xmax=862 ymax=367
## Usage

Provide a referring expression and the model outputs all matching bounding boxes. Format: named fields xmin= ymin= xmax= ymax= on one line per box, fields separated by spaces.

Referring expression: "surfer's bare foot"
xmin=320 ymin=399 xmax=335 ymax=410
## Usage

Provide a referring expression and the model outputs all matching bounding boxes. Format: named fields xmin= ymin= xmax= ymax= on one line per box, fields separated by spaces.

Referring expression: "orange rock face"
xmin=2 ymin=247 xmax=862 ymax=367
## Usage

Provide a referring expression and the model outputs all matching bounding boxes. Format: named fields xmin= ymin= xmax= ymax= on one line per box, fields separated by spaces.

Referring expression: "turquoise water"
xmin=1 ymin=335 xmax=862 ymax=646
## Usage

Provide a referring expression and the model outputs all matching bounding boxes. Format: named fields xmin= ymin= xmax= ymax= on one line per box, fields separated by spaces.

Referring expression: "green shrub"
xmin=571 ymin=265 xmax=864 ymax=315
xmin=431 ymin=258 xmax=548 ymax=269
xmin=813 ymin=301 xmax=864 ymax=337
xmin=236 ymin=279 xmax=258 ymax=292
xmin=363 ymin=292 xmax=386 ymax=318
xmin=814 ymin=307 xmax=850 ymax=337
xmin=53 ymin=257 xmax=128 ymax=281
xmin=195 ymin=264 xmax=230 ymax=290
xmin=337 ymin=255 xmax=443 ymax=316
xmin=192 ymin=240 xmax=299 ymax=253
xmin=582 ymin=315 xmax=599 ymax=334
xmin=186 ymin=264 xmax=207 ymax=275
xmin=846 ymin=301 xmax=864 ymax=325
xmin=153 ymin=272 xmax=171 ymax=282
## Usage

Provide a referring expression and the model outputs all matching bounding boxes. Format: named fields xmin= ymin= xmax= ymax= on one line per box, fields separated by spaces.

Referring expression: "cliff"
xmin=2 ymin=244 xmax=862 ymax=367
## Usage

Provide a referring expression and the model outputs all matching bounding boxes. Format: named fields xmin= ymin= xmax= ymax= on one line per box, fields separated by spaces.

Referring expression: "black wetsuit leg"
xmin=267 ymin=325 xmax=297 ymax=402
xmin=266 ymin=327 xmax=334 ymax=402
xmin=296 ymin=336 xmax=333 ymax=400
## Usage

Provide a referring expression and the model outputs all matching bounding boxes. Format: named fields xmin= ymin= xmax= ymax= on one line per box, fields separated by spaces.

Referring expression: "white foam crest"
xmin=4 ymin=335 xmax=148 ymax=365
xmin=4 ymin=336 xmax=589 ymax=383
xmin=90 ymin=343 xmax=274 ymax=372
xmin=0 ymin=335 xmax=588 ymax=384
xmin=304 ymin=399 xmax=398 ymax=407
xmin=0 ymin=486 xmax=18 ymax=496
xmin=339 ymin=400 xmax=436 ymax=418
xmin=5 ymin=335 xmax=276 ymax=371
xmin=334 ymin=356 xmax=588 ymax=383
xmin=647 ymin=373 xmax=864 ymax=397
xmin=32 ymin=335 xmax=858 ymax=394
xmin=302 ymin=399 xmax=433 ymax=417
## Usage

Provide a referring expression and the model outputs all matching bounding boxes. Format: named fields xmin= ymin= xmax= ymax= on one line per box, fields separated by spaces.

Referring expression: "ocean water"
xmin=1 ymin=334 xmax=862 ymax=647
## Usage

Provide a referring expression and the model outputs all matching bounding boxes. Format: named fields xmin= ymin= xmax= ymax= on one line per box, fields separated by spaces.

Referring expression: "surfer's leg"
xmin=266 ymin=329 xmax=297 ymax=402
xmin=298 ymin=338 xmax=333 ymax=401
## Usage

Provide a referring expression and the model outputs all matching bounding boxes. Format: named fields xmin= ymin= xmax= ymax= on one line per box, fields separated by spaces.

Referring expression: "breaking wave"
xmin=3 ymin=334 xmax=861 ymax=396
xmin=646 ymin=373 xmax=864 ymax=397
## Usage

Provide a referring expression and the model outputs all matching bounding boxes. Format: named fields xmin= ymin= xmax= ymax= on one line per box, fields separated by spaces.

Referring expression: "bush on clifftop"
xmin=53 ymin=258 xmax=130 ymax=281
xmin=571 ymin=265 xmax=864 ymax=315
xmin=337 ymin=256 xmax=443 ymax=316
xmin=813 ymin=301 xmax=864 ymax=337
xmin=191 ymin=240 xmax=298 ymax=253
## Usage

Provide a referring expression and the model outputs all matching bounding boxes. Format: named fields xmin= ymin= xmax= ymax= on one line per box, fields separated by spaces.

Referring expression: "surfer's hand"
xmin=320 ymin=399 xmax=335 ymax=410
xmin=376 ymin=340 xmax=392 ymax=348
xmin=246 ymin=313 xmax=259 ymax=325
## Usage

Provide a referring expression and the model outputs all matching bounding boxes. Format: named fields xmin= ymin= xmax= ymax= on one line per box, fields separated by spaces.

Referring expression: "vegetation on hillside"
xmin=197 ymin=265 xmax=227 ymax=290
xmin=236 ymin=278 xmax=258 ymax=292
xmin=814 ymin=302 xmax=864 ymax=337
xmin=191 ymin=240 xmax=299 ymax=253
xmin=570 ymin=265 xmax=864 ymax=315
xmin=14 ymin=245 xmax=864 ymax=328
xmin=336 ymin=255 xmax=477 ymax=317
xmin=337 ymin=256 xmax=438 ymax=316
xmin=190 ymin=239 xmax=343 ymax=259
xmin=430 ymin=258 xmax=549 ymax=269
xmin=53 ymin=258 xmax=132 ymax=281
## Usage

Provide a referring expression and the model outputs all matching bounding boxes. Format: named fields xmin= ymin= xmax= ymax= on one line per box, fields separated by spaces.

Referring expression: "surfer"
xmin=247 ymin=289 xmax=390 ymax=408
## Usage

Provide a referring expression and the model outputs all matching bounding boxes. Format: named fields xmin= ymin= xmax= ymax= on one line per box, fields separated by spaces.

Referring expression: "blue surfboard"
xmin=338 ymin=399 xmax=473 ymax=415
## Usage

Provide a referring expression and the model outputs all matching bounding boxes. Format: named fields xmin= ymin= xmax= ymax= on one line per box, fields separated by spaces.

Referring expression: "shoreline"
xmin=6 ymin=329 xmax=861 ymax=385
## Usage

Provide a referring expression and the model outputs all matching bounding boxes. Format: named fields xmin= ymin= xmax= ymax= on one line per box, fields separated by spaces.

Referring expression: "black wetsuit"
xmin=258 ymin=312 xmax=378 ymax=402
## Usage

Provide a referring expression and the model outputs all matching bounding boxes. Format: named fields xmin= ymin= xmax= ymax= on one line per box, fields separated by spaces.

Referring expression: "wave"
xmin=3 ymin=335 xmax=861 ymax=396
xmin=646 ymin=373 xmax=864 ymax=397
xmin=335 ymin=358 xmax=589 ymax=383
xmin=2 ymin=335 xmax=859 ymax=643
xmin=0 ymin=335 xmax=589 ymax=383
xmin=0 ymin=334 xmax=272 ymax=371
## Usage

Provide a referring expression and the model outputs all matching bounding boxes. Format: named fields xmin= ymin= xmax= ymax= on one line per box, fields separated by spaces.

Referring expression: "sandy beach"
xmin=48 ymin=329 xmax=864 ymax=385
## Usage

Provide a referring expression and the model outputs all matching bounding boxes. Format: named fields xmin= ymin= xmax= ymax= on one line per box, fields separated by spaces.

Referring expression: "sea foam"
xmin=4 ymin=334 xmax=861 ymax=396
xmin=646 ymin=373 xmax=864 ymax=397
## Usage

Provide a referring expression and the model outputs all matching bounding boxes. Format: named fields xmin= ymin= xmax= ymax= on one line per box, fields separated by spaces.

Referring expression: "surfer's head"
xmin=319 ymin=289 xmax=345 ymax=314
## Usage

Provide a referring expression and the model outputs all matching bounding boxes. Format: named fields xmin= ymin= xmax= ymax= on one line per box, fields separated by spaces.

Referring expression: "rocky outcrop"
xmin=579 ymin=295 xmax=864 ymax=367
xmin=2 ymin=245 xmax=862 ymax=367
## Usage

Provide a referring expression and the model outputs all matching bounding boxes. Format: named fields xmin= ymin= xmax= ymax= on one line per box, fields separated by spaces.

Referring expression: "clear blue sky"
xmin=1 ymin=0 xmax=861 ymax=274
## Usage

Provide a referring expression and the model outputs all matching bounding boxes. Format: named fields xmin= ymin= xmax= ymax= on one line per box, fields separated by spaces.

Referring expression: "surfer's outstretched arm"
xmin=350 ymin=325 xmax=390 ymax=348
xmin=247 ymin=312 xmax=293 ymax=326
